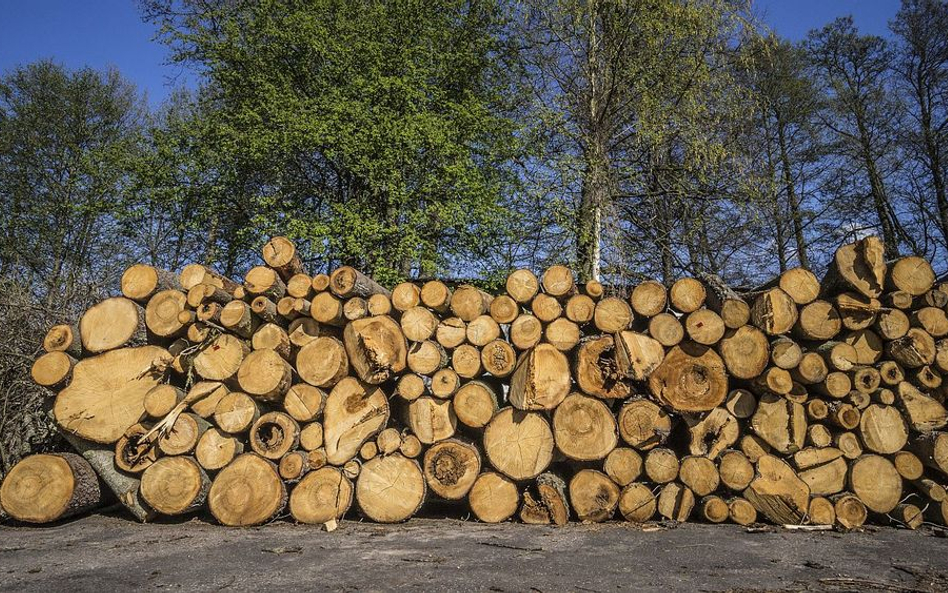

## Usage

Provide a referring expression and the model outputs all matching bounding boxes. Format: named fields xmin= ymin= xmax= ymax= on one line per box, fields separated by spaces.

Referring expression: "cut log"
xmin=807 ymin=496 xmax=836 ymax=525
xmin=807 ymin=424 xmax=832 ymax=448
xmin=773 ymin=267 xmax=821 ymax=305
xmin=401 ymin=306 xmax=438 ymax=342
xmin=574 ymin=336 xmax=630 ymax=400
xmin=679 ymin=456 xmax=720 ymax=496
xmin=310 ymin=292 xmax=346 ymax=326
xmin=469 ymin=472 xmax=519 ymax=523
xmin=614 ymin=331 xmax=665 ymax=381
xmin=892 ymin=503 xmax=924 ymax=530
xmin=699 ymin=495 xmax=729 ymax=523
xmin=718 ymin=450 xmax=754 ymax=491
xmin=844 ymin=329 xmax=883 ymax=365
xmin=792 ymin=352 xmax=828 ymax=385
xmin=829 ymin=402 xmax=861 ymax=430
xmin=648 ymin=343 xmax=728 ymax=412
xmin=618 ymin=483 xmax=657 ymax=523
xmin=250 ymin=412 xmax=300 ymax=460
xmin=323 ymin=377 xmax=389 ymax=464
xmin=187 ymin=381 xmax=230 ymax=419
xmin=343 ymin=315 xmax=407 ymax=384
xmin=793 ymin=447 xmax=847 ymax=496
xmin=657 ymin=482 xmax=695 ymax=521
xmin=481 ymin=339 xmax=516 ymax=378
xmin=330 ymin=266 xmax=390 ymax=299
xmin=356 ymin=454 xmax=426 ymax=523
xmin=144 ymin=290 xmax=188 ymax=339
xmin=630 ymin=280 xmax=667 ymax=317
xmin=144 ymin=384 xmax=185 ymax=419
xmin=296 ymin=336 xmax=349 ymax=389
xmin=392 ymin=282 xmax=421 ymax=312
xmin=537 ymin=472 xmax=570 ymax=525
xmin=2 ymin=453 xmax=98 ymax=526
xmin=750 ymin=288 xmax=798 ymax=336
xmin=122 ymin=264 xmax=181 ymax=302
xmin=794 ymin=300 xmax=841 ymax=341
xmin=31 ymin=351 xmax=75 ymax=389
xmin=740 ymin=434 xmax=772 ymax=462
xmin=214 ymin=391 xmax=260 ymax=434
xmin=245 ymin=266 xmax=287 ymax=300
xmin=911 ymin=432 xmax=948 ymax=476
xmin=892 ymin=450 xmax=923 ymax=480
xmin=80 ymin=297 xmax=146 ymax=353
xmin=251 ymin=296 xmax=280 ymax=324
xmin=541 ymin=265 xmax=575 ymax=297
xmin=552 ymin=393 xmax=618 ymax=461
xmin=510 ymin=314 xmax=543 ymax=349
xmin=158 ymin=412 xmax=208 ymax=456
xmin=284 ymin=383 xmax=326 ymax=423
xmin=727 ymin=497 xmax=758 ymax=525
xmin=684 ymin=309 xmax=725 ymax=346
xmin=220 ymin=300 xmax=259 ymax=339
xmin=849 ymin=454 xmax=902 ymax=513
xmin=423 ymin=439 xmax=481 ymax=500
xmin=887 ymin=328 xmax=937 ymax=368
xmin=753 ymin=366 xmax=793 ymax=395
xmin=454 ymin=381 xmax=499 ymax=429
xmin=286 ymin=273 xmax=314 ymax=299
xmin=395 ymin=373 xmax=426 ymax=401
xmin=237 ymin=348 xmax=292 ymax=402
xmin=717 ymin=325 xmax=770 ymax=379
xmin=725 ymin=389 xmax=757 ymax=419
xmin=700 ymin=273 xmax=750 ymax=329
xmin=648 ymin=313 xmax=684 ymax=346
xmin=565 ymin=294 xmax=596 ymax=324
xmin=887 ymin=256 xmax=935 ymax=296
xmin=531 ymin=293 xmax=562 ymax=322
xmin=299 ymin=423 xmax=324 ymax=451
xmin=686 ymin=408 xmax=739 ymax=459
xmin=194 ymin=334 xmax=249 ymax=381
xmin=836 ymin=292 xmax=880 ymax=331
xmin=594 ymin=297 xmax=633 ymax=333
xmin=644 ymin=447 xmax=680 ymax=483
xmin=400 ymin=434 xmax=423 ymax=458
xmin=834 ymin=432 xmax=864 ymax=460
xmin=289 ymin=467 xmax=353 ymax=526
xmin=603 ymin=447 xmax=643 ymax=486
xmin=912 ymin=307 xmax=948 ymax=337
xmin=483 ymin=408 xmax=554 ymax=480
xmin=431 ymin=368 xmax=460 ymax=398
xmin=55 ymin=346 xmax=169 ymax=444
xmin=831 ymin=493 xmax=867 ymax=529
xmin=407 ymin=340 xmax=447 ymax=375
xmin=896 ymin=381 xmax=948 ymax=431
xmin=814 ymin=371 xmax=852 ymax=399
xmin=140 ymin=456 xmax=209 ymax=516
xmin=750 ymin=394 xmax=806 ymax=454
xmin=42 ymin=323 xmax=81 ymax=358
xmin=451 ymin=285 xmax=493 ymax=321
xmin=467 ymin=315 xmax=501 ymax=347
xmin=821 ymin=235 xmax=886 ymax=298
xmin=875 ymin=308 xmax=910 ymax=340
xmin=262 ymin=236 xmax=304 ymax=280
xmin=510 ymin=343 xmax=571 ymax=409
xmin=744 ymin=455 xmax=810 ymax=524
xmin=489 ymin=294 xmax=519 ymax=324
xmin=858 ymin=404 xmax=908 ymax=454
xmin=670 ymin=278 xmax=706 ymax=313
xmin=569 ymin=469 xmax=619 ymax=522
xmin=544 ymin=317 xmax=581 ymax=351
xmin=407 ymin=396 xmax=457 ymax=444
xmin=208 ymin=453 xmax=286 ymax=526
xmin=376 ymin=428 xmax=402 ymax=455
xmin=421 ymin=280 xmax=452 ymax=312
xmin=436 ymin=317 xmax=467 ymax=349
xmin=618 ymin=399 xmax=672 ymax=450
xmin=195 ymin=428 xmax=244 ymax=471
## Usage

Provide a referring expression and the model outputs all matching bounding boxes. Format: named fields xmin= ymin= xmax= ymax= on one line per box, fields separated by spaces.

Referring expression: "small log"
xmin=887 ymin=328 xmax=937 ymax=368
xmin=531 ymin=293 xmax=562 ymax=322
xmin=220 ymin=300 xmax=259 ymax=339
xmin=42 ymin=323 xmax=82 ymax=358
xmin=395 ymin=373 xmax=426 ymax=401
xmin=565 ymin=294 xmax=596 ymax=324
xmin=286 ymin=273 xmax=314 ymax=299
xmin=245 ymin=266 xmax=287 ymax=300
xmin=630 ymin=280 xmax=668 ymax=318
xmin=122 ymin=264 xmax=181 ymax=302
xmin=791 ymin=352 xmax=828 ymax=385
xmin=648 ymin=343 xmax=728 ymax=412
xmin=685 ymin=309 xmax=725 ymax=346
xmin=832 ymin=493 xmax=867 ymax=529
xmin=250 ymin=296 xmax=280 ymax=324
xmin=910 ymin=432 xmax=948 ymax=476
xmin=644 ymin=447 xmax=680 ymax=484
xmin=892 ymin=450 xmax=923 ymax=480
xmin=262 ymin=236 xmax=304 ymax=280
xmin=431 ymin=368 xmax=460 ymax=398
xmin=727 ymin=497 xmax=758 ymax=525
xmin=886 ymin=256 xmax=935 ymax=296
xmin=423 ymin=439 xmax=481 ymax=500
xmin=750 ymin=288 xmax=798 ymax=336
xmin=237 ymin=348 xmax=292 ymax=402
xmin=617 ymin=399 xmax=672 ymax=450
xmin=299 ymin=423 xmax=324 ymax=451
xmin=31 ymin=351 xmax=76 ymax=389
xmin=356 ymin=454 xmax=426 ymax=523
xmin=679 ymin=456 xmax=720 ymax=496
xmin=718 ymin=450 xmax=754 ymax=491
xmin=700 ymin=495 xmax=730 ymax=523
xmin=506 ymin=269 xmax=540 ymax=303
xmin=614 ymin=331 xmax=665 ymax=381
xmin=401 ymin=306 xmax=439 ymax=342
xmin=311 ymin=292 xmax=346 ymax=326
xmin=479 ymin=340 xmax=517 ymax=378
xmin=391 ymin=282 xmax=421 ymax=312
xmin=686 ymin=407 xmax=739 ymax=459
xmin=834 ymin=432 xmax=864 ymax=460
xmin=618 ymin=483 xmax=657 ymax=523
xmin=603 ymin=447 xmax=643 ymax=486
xmin=541 ymin=265 xmax=575 ymax=297
xmin=436 ymin=317 xmax=467 ymax=349
xmin=844 ymin=329 xmax=883 ymax=365
xmin=343 ymin=315 xmax=407 ymax=384
xmin=376 ymin=428 xmax=402 ymax=455
xmin=453 ymin=380 xmax=499 ymax=429
xmin=296 ymin=336 xmax=349 ymax=389
xmin=875 ymin=308 xmax=910 ymax=340
xmin=469 ymin=472 xmax=519 ymax=523
xmin=483 ymin=408 xmax=554 ymax=480
xmin=807 ymin=496 xmax=836 ymax=525
xmin=158 ymin=413 xmax=208 ymax=456
xmin=284 ymin=383 xmax=327 ymax=423
xmin=213 ymin=391 xmax=260 ymax=434
xmin=289 ymin=467 xmax=353 ymax=526
xmin=467 ymin=315 xmax=501 ymax=347
xmin=208 ymin=453 xmax=286 ymax=526
xmin=700 ymin=273 xmax=749 ymax=329
xmin=569 ymin=469 xmax=619 ymax=522
xmin=143 ymin=384 xmax=185 ymax=419
xmin=648 ymin=312 xmax=684 ymax=346
xmin=451 ymin=285 xmax=493 ymax=321
xmin=849 ymin=454 xmax=902 ymax=513
xmin=510 ymin=314 xmax=543 ymax=349
xmin=594 ymin=297 xmax=633 ymax=333
xmin=669 ymin=278 xmax=706 ymax=313
xmin=195 ymin=428 xmax=244 ymax=472
xmin=489 ymin=294 xmax=520 ymax=324
xmin=140 ymin=456 xmax=209 ymax=516
xmin=420 ymin=280 xmax=452 ymax=312
xmin=717 ymin=326 xmax=770 ymax=379
xmin=407 ymin=340 xmax=447 ymax=375
xmin=793 ymin=300 xmax=841 ymax=341
xmin=545 ymin=317 xmax=581 ymax=351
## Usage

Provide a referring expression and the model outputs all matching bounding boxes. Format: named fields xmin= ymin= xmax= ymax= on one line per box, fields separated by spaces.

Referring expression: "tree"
xmin=806 ymin=17 xmax=913 ymax=259
xmin=891 ymin=0 xmax=948 ymax=249
xmin=517 ymin=0 xmax=751 ymax=283
xmin=141 ymin=0 xmax=524 ymax=284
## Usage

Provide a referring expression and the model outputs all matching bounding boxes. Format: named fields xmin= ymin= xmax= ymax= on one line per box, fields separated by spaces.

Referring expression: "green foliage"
xmin=144 ymin=0 xmax=524 ymax=284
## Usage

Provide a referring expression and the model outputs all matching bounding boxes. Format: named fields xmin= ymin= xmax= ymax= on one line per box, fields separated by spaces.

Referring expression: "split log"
xmin=750 ymin=394 xmax=806 ymax=454
xmin=468 ymin=472 xmax=519 ymax=523
xmin=483 ymin=408 xmax=554 ymax=480
xmin=574 ymin=336 xmax=630 ymax=400
xmin=657 ymin=482 xmax=695 ymax=521
xmin=537 ymin=473 xmax=570 ymax=525
xmin=618 ymin=483 xmax=657 ymax=523
xmin=356 ymin=454 xmax=426 ymax=523
xmin=510 ymin=343 xmax=571 ymax=409
xmin=569 ymin=469 xmax=619 ymax=522
xmin=140 ymin=456 xmax=209 ymax=516
xmin=614 ymin=331 xmax=665 ymax=381
xmin=910 ymin=432 xmax=948 ymax=476
xmin=896 ymin=381 xmax=947 ymax=431
xmin=0 ymin=453 xmax=102 ymax=524
xmin=343 ymin=315 xmax=407 ymax=384
xmin=552 ymin=393 xmax=618 ymax=461
xmin=323 ymin=377 xmax=389 ymax=465
xmin=648 ymin=343 xmax=728 ymax=412
xmin=423 ymin=439 xmax=481 ymax=500
xmin=793 ymin=447 xmax=847 ymax=496
xmin=744 ymin=455 xmax=810 ymax=524
xmin=750 ymin=288 xmax=798 ymax=336
xmin=208 ymin=453 xmax=286 ymax=527
xmin=724 ymin=389 xmax=757 ymax=420
xmin=836 ymin=292 xmax=880 ymax=331
xmin=686 ymin=408 xmax=739 ymax=458
xmin=187 ymin=381 xmax=230 ymax=419
xmin=844 ymin=329 xmax=883 ymax=365
xmin=887 ymin=328 xmax=936 ymax=368
xmin=289 ymin=467 xmax=353 ymax=525
xmin=55 ymin=346 xmax=169 ymax=444
xmin=407 ymin=396 xmax=457 ymax=444
xmin=821 ymin=235 xmax=886 ymax=298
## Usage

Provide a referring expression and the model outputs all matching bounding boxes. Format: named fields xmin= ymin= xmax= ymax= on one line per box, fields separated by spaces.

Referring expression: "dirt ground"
xmin=2 ymin=512 xmax=948 ymax=592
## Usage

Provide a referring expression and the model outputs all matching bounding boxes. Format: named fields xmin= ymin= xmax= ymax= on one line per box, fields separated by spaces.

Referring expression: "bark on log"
xmin=0 ymin=452 xmax=102 ymax=524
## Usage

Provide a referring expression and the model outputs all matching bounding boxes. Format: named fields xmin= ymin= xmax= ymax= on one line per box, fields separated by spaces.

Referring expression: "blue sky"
xmin=0 ymin=0 xmax=903 ymax=107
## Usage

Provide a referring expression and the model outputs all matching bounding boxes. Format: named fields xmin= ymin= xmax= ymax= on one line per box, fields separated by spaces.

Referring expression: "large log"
xmin=343 ymin=315 xmax=408 ymax=384
xmin=323 ymin=377 xmax=389 ymax=465
xmin=821 ymin=235 xmax=886 ymax=298
xmin=0 ymin=453 xmax=103 ymax=524
xmin=648 ymin=343 xmax=728 ymax=412
xmin=356 ymin=454 xmax=426 ymax=523
xmin=483 ymin=408 xmax=554 ymax=480
xmin=509 ymin=343 xmax=571 ymax=409
xmin=208 ymin=453 xmax=286 ymax=526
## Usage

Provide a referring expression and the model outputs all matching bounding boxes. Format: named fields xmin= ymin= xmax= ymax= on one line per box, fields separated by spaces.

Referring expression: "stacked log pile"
xmin=3 ymin=234 xmax=948 ymax=531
